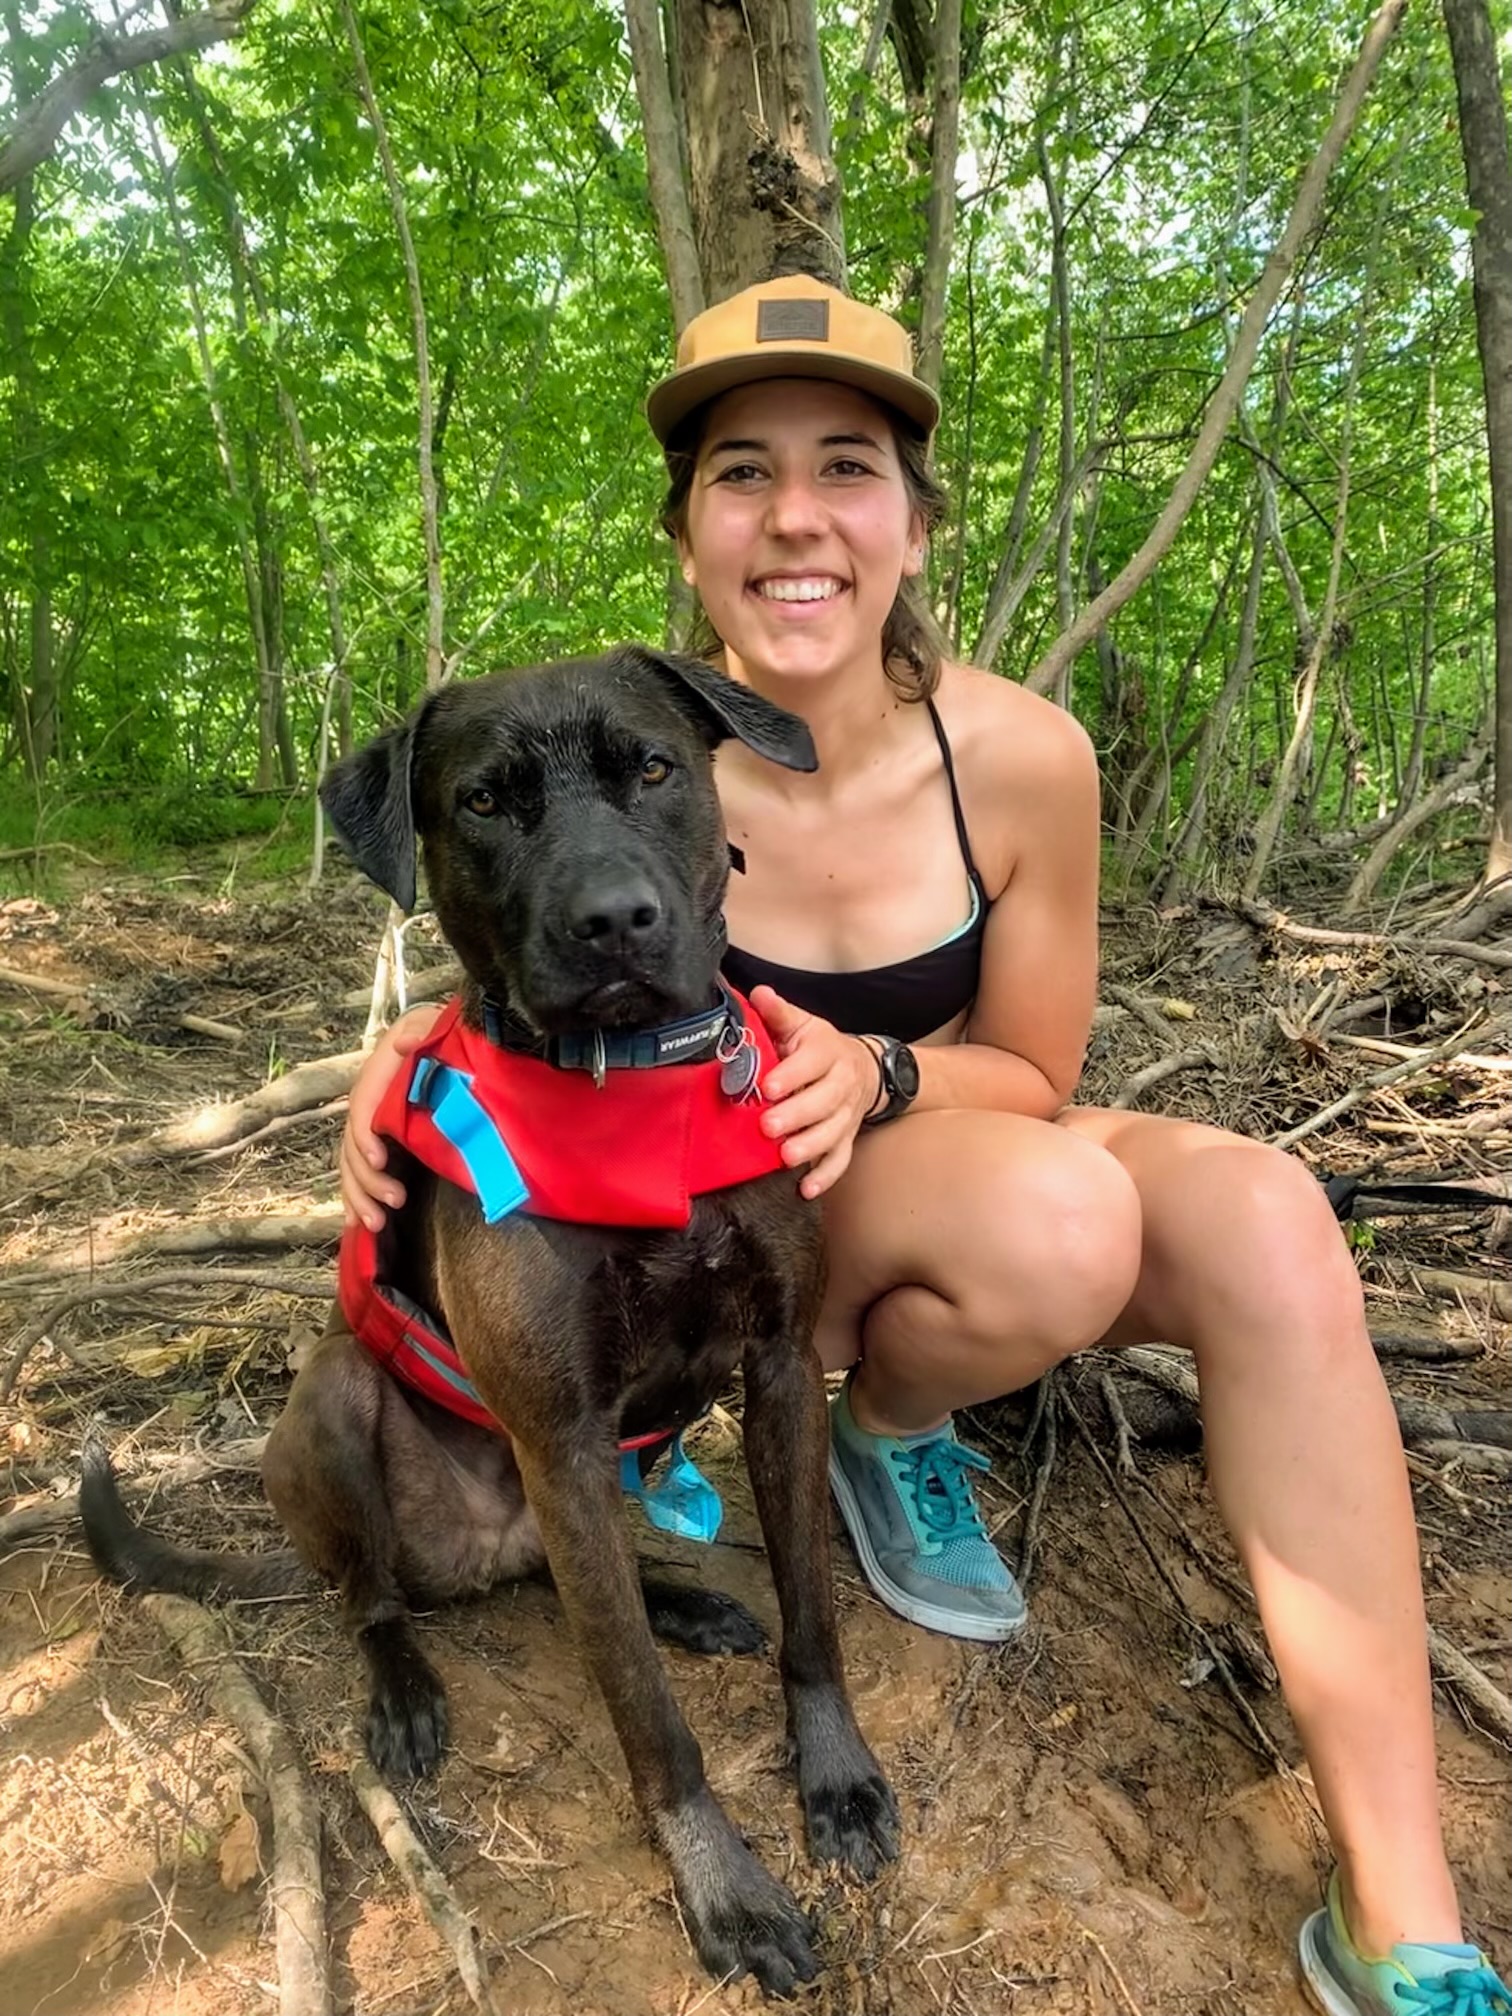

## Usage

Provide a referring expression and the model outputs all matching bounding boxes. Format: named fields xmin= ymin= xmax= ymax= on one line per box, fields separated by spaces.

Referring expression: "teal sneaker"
xmin=827 ymin=1374 xmax=1026 ymax=1643
xmin=1300 ymin=1873 xmax=1511 ymax=2016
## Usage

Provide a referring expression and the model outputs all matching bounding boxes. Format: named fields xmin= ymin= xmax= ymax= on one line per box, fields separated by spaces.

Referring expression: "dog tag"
xmin=719 ymin=1039 xmax=760 ymax=1102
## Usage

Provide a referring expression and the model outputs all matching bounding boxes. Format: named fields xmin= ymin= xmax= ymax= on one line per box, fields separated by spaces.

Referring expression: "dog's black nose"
xmin=566 ymin=878 xmax=664 ymax=951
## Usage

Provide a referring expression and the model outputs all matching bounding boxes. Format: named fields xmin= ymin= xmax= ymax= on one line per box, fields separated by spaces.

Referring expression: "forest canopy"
xmin=1 ymin=0 xmax=1507 ymax=906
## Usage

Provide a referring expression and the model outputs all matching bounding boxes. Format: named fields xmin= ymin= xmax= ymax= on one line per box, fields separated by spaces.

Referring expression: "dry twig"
xmin=1 ymin=1436 xmax=268 ymax=1553
xmin=2 ymin=1267 xmax=332 ymax=1400
xmin=1425 ymin=1626 xmax=1512 ymax=1749
xmin=350 ymin=1757 xmax=499 ymax=2013
xmin=143 ymin=1593 xmax=332 ymax=2016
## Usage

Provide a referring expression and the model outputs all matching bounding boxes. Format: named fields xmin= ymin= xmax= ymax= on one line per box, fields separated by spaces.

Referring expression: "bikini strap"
xmin=924 ymin=698 xmax=984 ymax=887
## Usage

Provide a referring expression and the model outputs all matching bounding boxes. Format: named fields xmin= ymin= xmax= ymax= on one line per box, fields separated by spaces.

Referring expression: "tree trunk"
xmin=1442 ymin=0 xmax=1512 ymax=885
xmin=170 ymin=38 xmax=354 ymax=760
xmin=916 ymin=0 xmax=961 ymax=392
xmin=671 ymin=0 xmax=844 ymax=299
xmin=1244 ymin=265 xmax=1373 ymax=898
xmin=340 ymin=0 xmax=444 ymax=691
xmin=624 ymin=0 xmax=705 ymax=332
xmin=0 ymin=20 xmax=57 ymax=781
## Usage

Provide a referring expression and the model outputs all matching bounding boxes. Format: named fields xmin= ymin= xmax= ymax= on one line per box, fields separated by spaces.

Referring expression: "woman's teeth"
xmin=756 ymin=579 xmax=842 ymax=602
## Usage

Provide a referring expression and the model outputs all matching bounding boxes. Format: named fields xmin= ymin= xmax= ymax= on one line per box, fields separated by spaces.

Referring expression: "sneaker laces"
xmin=890 ymin=1436 xmax=992 ymax=1546
xmin=1394 ymin=1967 xmax=1512 ymax=2016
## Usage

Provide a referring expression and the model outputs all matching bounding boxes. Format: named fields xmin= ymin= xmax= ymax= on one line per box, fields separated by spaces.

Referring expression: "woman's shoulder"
xmin=932 ymin=660 xmax=1097 ymax=803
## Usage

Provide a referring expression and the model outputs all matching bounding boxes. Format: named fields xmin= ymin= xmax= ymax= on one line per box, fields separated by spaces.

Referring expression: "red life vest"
xmin=337 ymin=991 xmax=786 ymax=1436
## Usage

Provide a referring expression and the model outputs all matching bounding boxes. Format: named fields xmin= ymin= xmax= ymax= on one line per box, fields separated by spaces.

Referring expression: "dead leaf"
xmin=1161 ymin=997 xmax=1196 ymax=1020
xmin=218 ymin=1809 xmax=261 ymax=1890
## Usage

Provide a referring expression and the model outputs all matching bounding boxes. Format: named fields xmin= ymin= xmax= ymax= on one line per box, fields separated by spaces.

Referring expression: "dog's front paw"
xmin=660 ymin=1790 xmax=821 ymax=1997
xmin=361 ymin=1619 xmax=450 ymax=1779
xmin=791 ymin=1683 xmax=900 ymax=1882
xmin=641 ymin=1577 xmax=767 ymax=1657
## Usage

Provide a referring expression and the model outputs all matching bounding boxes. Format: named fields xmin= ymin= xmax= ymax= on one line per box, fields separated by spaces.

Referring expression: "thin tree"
xmin=1442 ymin=0 xmax=1512 ymax=890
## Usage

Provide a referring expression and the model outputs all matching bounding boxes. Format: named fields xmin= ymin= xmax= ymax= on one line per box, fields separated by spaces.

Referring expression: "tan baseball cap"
xmin=646 ymin=275 xmax=940 ymax=447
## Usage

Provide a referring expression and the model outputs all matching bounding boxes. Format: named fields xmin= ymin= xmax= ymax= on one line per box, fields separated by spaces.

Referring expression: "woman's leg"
xmin=812 ymin=1110 xmax=1142 ymax=1641
xmin=1059 ymin=1106 xmax=1460 ymax=1953
xmin=816 ymin=1109 xmax=1143 ymax=1431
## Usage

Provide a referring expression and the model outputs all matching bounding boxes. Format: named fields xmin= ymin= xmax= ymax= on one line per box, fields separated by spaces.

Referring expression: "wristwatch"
xmin=862 ymin=1035 xmax=921 ymax=1126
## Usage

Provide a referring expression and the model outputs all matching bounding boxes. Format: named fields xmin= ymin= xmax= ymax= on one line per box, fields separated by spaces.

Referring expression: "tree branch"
xmin=1022 ymin=0 xmax=1407 ymax=699
xmin=0 ymin=4 xmax=254 ymax=195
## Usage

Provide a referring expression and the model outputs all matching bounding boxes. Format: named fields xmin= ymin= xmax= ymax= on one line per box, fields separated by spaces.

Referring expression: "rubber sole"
xmin=827 ymin=1448 xmax=1027 ymax=1645
xmin=1298 ymin=1908 xmax=1367 ymax=2016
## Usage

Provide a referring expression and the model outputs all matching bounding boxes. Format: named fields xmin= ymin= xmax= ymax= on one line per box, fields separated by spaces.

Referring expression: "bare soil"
xmin=1 ymin=865 xmax=1507 ymax=2016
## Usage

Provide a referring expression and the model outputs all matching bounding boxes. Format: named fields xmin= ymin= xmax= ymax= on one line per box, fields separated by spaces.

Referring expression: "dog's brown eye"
xmin=464 ymin=788 xmax=499 ymax=817
xmin=641 ymin=757 xmax=672 ymax=787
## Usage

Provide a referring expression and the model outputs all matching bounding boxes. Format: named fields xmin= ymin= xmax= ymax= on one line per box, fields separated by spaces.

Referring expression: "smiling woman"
xmin=338 ymin=276 xmax=1511 ymax=2016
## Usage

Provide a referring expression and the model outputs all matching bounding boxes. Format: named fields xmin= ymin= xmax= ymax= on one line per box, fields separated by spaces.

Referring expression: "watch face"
xmin=892 ymin=1043 xmax=921 ymax=1100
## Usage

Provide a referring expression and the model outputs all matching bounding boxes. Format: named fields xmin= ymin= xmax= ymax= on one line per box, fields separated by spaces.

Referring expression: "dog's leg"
xmin=515 ymin=1441 xmax=821 ymax=1996
xmin=742 ymin=1334 xmax=901 ymax=1882
xmin=262 ymin=1321 xmax=449 ymax=1779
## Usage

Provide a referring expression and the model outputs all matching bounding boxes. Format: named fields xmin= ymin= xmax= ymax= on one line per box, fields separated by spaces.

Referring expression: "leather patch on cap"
xmin=757 ymin=298 xmax=829 ymax=343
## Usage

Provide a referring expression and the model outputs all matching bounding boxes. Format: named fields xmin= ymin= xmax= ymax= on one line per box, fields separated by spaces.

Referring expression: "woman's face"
xmin=676 ymin=378 xmax=925 ymax=689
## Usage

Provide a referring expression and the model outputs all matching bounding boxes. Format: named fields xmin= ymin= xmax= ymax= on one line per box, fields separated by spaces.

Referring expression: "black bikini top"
xmin=721 ymin=699 xmax=991 ymax=1044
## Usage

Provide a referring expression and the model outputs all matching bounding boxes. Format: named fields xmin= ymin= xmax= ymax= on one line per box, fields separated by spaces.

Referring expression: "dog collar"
xmin=479 ymin=982 xmax=748 ymax=1090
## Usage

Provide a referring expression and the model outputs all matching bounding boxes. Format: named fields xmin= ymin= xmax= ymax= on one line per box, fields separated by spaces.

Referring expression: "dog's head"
xmin=321 ymin=647 xmax=816 ymax=1033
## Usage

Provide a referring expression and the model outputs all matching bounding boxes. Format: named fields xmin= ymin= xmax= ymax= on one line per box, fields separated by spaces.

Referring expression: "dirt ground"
xmin=0 ymin=863 xmax=1507 ymax=2016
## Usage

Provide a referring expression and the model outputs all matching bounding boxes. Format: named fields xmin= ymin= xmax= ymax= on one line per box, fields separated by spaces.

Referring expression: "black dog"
xmin=82 ymin=646 xmax=898 ymax=1994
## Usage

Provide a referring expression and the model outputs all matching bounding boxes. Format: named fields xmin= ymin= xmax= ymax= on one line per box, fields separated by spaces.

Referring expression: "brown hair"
xmin=659 ymin=403 xmax=952 ymax=702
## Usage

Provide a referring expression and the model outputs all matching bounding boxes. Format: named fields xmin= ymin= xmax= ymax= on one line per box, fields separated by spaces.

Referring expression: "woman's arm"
xmin=339 ymin=1003 xmax=445 ymax=1228
xmin=912 ymin=679 xmax=1101 ymax=1119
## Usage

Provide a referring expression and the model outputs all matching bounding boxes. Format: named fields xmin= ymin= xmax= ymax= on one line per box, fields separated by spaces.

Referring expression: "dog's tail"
xmin=79 ymin=1438 xmax=312 ymax=1602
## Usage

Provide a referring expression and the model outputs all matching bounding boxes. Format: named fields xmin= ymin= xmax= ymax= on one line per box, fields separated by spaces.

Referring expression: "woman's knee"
xmin=962 ymin=1134 xmax=1143 ymax=1364
xmin=1171 ymin=1139 xmax=1365 ymax=1343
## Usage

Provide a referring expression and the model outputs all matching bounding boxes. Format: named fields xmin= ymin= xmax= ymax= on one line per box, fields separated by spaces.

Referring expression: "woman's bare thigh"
xmin=813 ymin=1108 xmax=1142 ymax=1367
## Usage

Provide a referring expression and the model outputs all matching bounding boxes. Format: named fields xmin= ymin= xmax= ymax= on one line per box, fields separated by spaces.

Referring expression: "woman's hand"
xmin=339 ymin=1004 xmax=445 ymax=1230
xmin=750 ymin=985 xmax=881 ymax=1201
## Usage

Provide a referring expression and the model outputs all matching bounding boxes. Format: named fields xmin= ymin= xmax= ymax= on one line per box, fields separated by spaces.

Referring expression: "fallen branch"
xmin=1115 ymin=1348 xmax=1510 ymax=1456
xmin=143 ymin=1592 xmax=332 ymax=2016
xmin=1411 ymin=1270 xmax=1512 ymax=1323
xmin=1099 ymin=1370 xmax=1137 ymax=1476
xmin=0 ymin=1436 xmax=268 ymax=1554
xmin=190 ymin=1099 xmax=349 ymax=1165
xmin=177 ymin=1013 xmax=245 ymax=1045
xmin=1269 ymin=1025 xmax=1491 ymax=1151
xmin=0 ymin=961 xmax=92 ymax=998
xmin=1370 ymin=1333 xmax=1484 ymax=1363
xmin=148 ymin=1057 xmax=366 ymax=1156
xmin=339 ymin=963 xmax=458 ymax=1011
xmin=2 ymin=1266 xmax=332 ymax=1401
xmin=1329 ymin=1033 xmax=1512 ymax=1072
xmin=1416 ymin=1441 xmax=1512 ymax=1480
xmin=0 ymin=843 xmax=105 ymax=865
xmin=1237 ymin=900 xmax=1512 ymax=971
xmin=1111 ymin=1046 xmax=1218 ymax=1111
xmin=1425 ymin=1625 xmax=1512 ymax=1748
xmin=350 ymin=1758 xmax=498 ymax=2012
xmin=33 ymin=1206 xmax=344 ymax=1279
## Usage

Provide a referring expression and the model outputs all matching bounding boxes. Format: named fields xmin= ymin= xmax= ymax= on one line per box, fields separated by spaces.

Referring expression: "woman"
xmin=338 ymin=276 xmax=1509 ymax=2016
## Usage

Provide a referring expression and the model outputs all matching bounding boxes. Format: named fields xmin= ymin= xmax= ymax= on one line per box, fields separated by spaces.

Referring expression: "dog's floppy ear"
xmin=320 ymin=713 xmax=420 ymax=912
xmin=622 ymin=647 xmax=818 ymax=774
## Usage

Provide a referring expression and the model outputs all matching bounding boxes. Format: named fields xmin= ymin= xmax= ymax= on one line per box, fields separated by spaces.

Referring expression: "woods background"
xmin=3 ymin=0 xmax=1510 ymax=918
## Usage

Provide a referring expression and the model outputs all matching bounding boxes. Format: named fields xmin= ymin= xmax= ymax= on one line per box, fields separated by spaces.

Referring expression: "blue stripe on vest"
xmin=409 ymin=1056 xmax=531 ymax=1223
xmin=402 ymin=1328 xmax=488 ymax=1409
